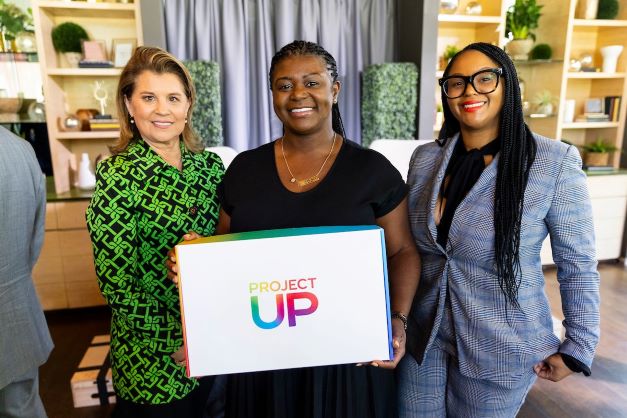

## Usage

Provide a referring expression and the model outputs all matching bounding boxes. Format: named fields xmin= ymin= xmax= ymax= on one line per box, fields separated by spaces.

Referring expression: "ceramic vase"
xmin=63 ymin=52 xmax=82 ymax=68
xmin=77 ymin=153 xmax=96 ymax=190
xmin=576 ymin=0 xmax=599 ymax=19
xmin=600 ymin=45 xmax=623 ymax=73
xmin=507 ymin=39 xmax=534 ymax=61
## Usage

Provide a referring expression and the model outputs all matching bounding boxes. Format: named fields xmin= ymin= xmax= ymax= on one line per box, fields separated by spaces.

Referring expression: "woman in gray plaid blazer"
xmin=398 ymin=43 xmax=600 ymax=417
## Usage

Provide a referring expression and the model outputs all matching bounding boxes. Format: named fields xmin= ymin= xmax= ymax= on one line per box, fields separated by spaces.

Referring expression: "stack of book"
xmin=604 ymin=96 xmax=622 ymax=122
xmin=584 ymin=165 xmax=614 ymax=172
xmin=89 ymin=118 xmax=119 ymax=131
xmin=79 ymin=60 xmax=113 ymax=68
xmin=575 ymin=112 xmax=610 ymax=122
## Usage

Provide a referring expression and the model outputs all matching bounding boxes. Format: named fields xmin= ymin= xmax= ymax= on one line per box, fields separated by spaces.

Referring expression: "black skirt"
xmin=225 ymin=365 xmax=396 ymax=418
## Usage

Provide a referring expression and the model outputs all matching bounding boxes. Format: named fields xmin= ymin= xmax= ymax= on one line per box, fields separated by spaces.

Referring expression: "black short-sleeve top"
xmin=219 ymin=139 xmax=407 ymax=232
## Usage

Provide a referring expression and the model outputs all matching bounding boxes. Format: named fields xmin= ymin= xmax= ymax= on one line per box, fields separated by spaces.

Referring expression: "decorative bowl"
xmin=0 ymin=97 xmax=23 ymax=114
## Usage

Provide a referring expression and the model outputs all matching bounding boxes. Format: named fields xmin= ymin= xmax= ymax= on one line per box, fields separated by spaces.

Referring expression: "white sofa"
xmin=369 ymin=139 xmax=434 ymax=181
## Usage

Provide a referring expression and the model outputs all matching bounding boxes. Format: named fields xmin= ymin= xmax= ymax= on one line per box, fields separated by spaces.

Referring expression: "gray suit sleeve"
xmin=29 ymin=168 xmax=46 ymax=270
xmin=546 ymin=145 xmax=600 ymax=368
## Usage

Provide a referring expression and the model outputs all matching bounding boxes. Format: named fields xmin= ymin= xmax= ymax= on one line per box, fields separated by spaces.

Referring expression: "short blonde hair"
xmin=111 ymin=46 xmax=203 ymax=154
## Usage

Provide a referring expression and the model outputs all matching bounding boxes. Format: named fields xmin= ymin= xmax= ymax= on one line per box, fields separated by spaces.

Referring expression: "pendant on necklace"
xmin=298 ymin=175 xmax=320 ymax=187
xmin=290 ymin=178 xmax=296 ymax=183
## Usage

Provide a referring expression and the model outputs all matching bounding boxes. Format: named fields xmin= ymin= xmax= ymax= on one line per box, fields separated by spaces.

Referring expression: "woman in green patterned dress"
xmin=86 ymin=46 xmax=224 ymax=417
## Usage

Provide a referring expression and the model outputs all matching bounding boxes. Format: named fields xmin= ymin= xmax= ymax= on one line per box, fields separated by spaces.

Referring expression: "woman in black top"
xmin=170 ymin=40 xmax=420 ymax=418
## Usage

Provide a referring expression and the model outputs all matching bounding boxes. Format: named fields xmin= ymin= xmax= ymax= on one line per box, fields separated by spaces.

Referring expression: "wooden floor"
xmin=39 ymin=262 xmax=627 ymax=418
xmin=518 ymin=261 xmax=627 ymax=418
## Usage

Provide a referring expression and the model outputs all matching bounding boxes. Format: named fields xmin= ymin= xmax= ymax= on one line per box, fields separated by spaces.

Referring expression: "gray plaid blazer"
xmin=405 ymin=132 xmax=600 ymax=388
xmin=0 ymin=127 xmax=53 ymax=389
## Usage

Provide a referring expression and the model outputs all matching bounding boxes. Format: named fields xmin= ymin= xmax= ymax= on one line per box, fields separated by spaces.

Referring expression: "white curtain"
xmin=164 ymin=0 xmax=396 ymax=151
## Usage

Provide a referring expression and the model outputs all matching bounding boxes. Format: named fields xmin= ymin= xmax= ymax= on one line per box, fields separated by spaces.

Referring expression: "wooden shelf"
xmin=573 ymin=19 xmax=627 ymax=27
xmin=47 ymin=68 xmax=122 ymax=77
xmin=526 ymin=113 xmax=556 ymax=119
xmin=562 ymin=122 xmax=619 ymax=129
xmin=438 ymin=14 xmax=502 ymax=24
xmin=513 ymin=59 xmax=564 ymax=65
xmin=56 ymin=131 xmax=120 ymax=140
xmin=567 ymin=72 xmax=626 ymax=79
xmin=37 ymin=1 xmax=136 ymax=18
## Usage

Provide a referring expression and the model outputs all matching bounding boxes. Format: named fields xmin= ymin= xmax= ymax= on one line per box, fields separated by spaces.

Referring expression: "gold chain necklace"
xmin=281 ymin=132 xmax=337 ymax=187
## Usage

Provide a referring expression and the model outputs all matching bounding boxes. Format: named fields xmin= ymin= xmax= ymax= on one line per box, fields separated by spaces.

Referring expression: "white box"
xmin=70 ymin=335 xmax=115 ymax=408
xmin=176 ymin=226 xmax=393 ymax=377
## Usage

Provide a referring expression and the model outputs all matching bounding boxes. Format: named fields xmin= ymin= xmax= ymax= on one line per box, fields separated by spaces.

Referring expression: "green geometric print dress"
xmin=86 ymin=139 xmax=224 ymax=404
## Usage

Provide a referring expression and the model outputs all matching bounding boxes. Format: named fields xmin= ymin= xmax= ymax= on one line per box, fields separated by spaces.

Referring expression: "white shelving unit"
xmin=33 ymin=0 xmax=143 ymax=193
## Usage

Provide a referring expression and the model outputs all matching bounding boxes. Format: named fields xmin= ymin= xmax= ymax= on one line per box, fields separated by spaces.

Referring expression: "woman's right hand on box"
xmin=166 ymin=231 xmax=203 ymax=285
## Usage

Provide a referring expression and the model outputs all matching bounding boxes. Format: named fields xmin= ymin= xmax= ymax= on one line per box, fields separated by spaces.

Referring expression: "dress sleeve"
xmin=371 ymin=153 xmax=408 ymax=219
xmin=86 ymin=159 xmax=180 ymax=348
xmin=546 ymin=145 xmax=600 ymax=369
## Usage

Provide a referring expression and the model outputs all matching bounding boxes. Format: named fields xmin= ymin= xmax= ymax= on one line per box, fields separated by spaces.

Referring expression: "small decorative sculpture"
xmin=579 ymin=53 xmax=596 ymax=72
xmin=569 ymin=59 xmax=582 ymax=72
xmin=92 ymin=80 xmax=111 ymax=118
xmin=465 ymin=1 xmax=482 ymax=15
xmin=439 ymin=0 xmax=459 ymax=14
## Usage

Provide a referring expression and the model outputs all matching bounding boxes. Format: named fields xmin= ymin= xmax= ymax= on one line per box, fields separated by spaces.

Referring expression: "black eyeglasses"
xmin=439 ymin=68 xmax=503 ymax=99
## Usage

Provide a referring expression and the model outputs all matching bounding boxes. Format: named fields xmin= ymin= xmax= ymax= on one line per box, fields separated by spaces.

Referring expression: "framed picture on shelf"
xmin=585 ymin=98 xmax=604 ymax=114
xmin=112 ymin=39 xmax=136 ymax=68
xmin=81 ymin=40 xmax=108 ymax=62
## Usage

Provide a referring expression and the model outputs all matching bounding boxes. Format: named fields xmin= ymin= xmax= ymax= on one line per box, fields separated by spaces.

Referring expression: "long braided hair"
xmin=439 ymin=42 xmax=537 ymax=308
xmin=268 ymin=40 xmax=346 ymax=138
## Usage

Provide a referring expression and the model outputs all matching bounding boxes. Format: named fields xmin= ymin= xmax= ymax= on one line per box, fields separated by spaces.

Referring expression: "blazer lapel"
xmin=457 ymin=152 xmax=500 ymax=211
xmin=427 ymin=134 xmax=460 ymax=252
xmin=446 ymin=152 xmax=500 ymax=248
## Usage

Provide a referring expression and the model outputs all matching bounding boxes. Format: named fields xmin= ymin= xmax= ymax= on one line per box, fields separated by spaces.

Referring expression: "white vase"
xmin=63 ymin=52 xmax=82 ymax=68
xmin=77 ymin=152 xmax=96 ymax=190
xmin=600 ymin=45 xmax=623 ymax=73
xmin=576 ymin=0 xmax=599 ymax=19
xmin=506 ymin=39 xmax=534 ymax=61
xmin=537 ymin=103 xmax=554 ymax=116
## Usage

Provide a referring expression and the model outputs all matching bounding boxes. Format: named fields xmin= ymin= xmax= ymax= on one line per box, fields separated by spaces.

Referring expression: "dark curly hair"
xmin=268 ymin=40 xmax=345 ymax=138
xmin=439 ymin=42 xmax=537 ymax=308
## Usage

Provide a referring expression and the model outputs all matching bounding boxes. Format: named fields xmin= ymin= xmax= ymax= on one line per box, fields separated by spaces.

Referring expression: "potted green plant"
xmin=0 ymin=0 xmax=32 ymax=52
xmin=530 ymin=43 xmax=552 ymax=61
xmin=439 ymin=44 xmax=459 ymax=70
xmin=505 ymin=0 xmax=543 ymax=61
xmin=597 ymin=0 xmax=619 ymax=19
xmin=581 ymin=139 xmax=618 ymax=166
xmin=51 ymin=22 xmax=89 ymax=67
xmin=533 ymin=90 xmax=555 ymax=115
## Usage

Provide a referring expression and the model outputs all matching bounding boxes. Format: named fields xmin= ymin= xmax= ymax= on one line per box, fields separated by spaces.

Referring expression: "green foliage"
xmin=506 ymin=0 xmax=543 ymax=40
xmin=0 ymin=0 xmax=33 ymax=40
xmin=184 ymin=60 xmax=223 ymax=147
xmin=582 ymin=139 xmax=618 ymax=153
xmin=530 ymin=43 xmax=552 ymax=60
xmin=443 ymin=45 xmax=460 ymax=60
xmin=533 ymin=90 xmax=554 ymax=106
xmin=597 ymin=0 xmax=619 ymax=19
xmin=51 ymin=22 xmax=88 ymax=53
xmin=361 ymin=63 xmax=418 ymax=147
